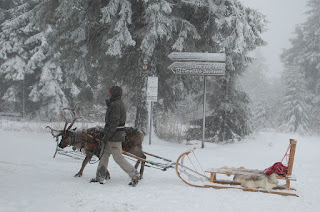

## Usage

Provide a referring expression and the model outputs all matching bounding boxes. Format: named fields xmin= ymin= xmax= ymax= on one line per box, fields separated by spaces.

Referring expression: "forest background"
xmin=0 ymin=0 xmax=319 ymax=142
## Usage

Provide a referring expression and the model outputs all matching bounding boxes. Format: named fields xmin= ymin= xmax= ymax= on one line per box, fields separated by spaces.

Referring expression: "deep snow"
xmin=0 ymin=123 xmax=319 ymax=212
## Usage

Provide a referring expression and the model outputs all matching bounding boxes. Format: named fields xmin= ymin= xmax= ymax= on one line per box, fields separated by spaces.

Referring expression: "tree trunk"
xmin=134 ymin=56 xmax=148 ymax=132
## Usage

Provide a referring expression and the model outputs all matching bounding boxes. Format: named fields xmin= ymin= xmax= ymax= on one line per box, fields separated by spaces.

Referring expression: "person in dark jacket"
xmin=91 ymin=86 xmax=139 ymax=186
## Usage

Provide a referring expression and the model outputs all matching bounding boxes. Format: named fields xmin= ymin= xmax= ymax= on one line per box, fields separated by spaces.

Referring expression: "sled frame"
xmin=176 ymin=139 xmax=298 ymax=197
xmin=52 ymin=136 xmax=98 ymax=162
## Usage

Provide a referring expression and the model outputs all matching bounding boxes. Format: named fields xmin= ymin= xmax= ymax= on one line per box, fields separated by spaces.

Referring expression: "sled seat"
xmin=205 ymin=139 xmax=297 ymax=191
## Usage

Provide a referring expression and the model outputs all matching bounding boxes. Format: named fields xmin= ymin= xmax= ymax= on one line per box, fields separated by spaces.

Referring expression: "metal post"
xmin=22 ymin=78 xmax=25 ymax=118
xmin=202 ymin=76 xmax=206 ymax=148
xmin=149 ymin=101 xmax=153 ymax=145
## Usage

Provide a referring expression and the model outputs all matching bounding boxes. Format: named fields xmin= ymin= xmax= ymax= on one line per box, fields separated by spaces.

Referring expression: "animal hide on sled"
xmin=219 ymin=166 xmax=279 ymax=191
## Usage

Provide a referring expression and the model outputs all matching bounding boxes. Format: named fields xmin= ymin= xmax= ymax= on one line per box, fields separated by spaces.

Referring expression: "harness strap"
xmin=82 ymin=131 xmax=88 ymax=140
xmin=87 ymin=142 xmax=97 ymax=146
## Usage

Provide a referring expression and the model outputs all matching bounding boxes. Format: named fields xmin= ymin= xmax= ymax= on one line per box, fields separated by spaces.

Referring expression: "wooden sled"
xmin=176 ymin=139 xmax=298 ymax=197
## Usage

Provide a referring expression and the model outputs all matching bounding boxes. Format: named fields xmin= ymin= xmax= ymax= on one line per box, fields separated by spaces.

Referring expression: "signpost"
xmin=168 ymin=62 xmax=225 ymax=76
xmin=168 ymin=52 xmax=226 ymax=62
xmin=168 ymin=52 xmax=226 ymax=148
xmin=147 ymin=76 xmax=158 ymax=102
xmin=147 ymin=76 xmax=158 ymax=145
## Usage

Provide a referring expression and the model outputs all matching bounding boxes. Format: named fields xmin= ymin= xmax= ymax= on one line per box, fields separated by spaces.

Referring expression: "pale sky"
xmin=240 ymin=0 xmax=308 ymax=78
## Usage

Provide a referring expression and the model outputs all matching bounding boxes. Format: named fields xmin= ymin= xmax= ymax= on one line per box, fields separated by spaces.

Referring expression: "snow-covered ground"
xmin=0 ymin=121 xmax=319 ymax=212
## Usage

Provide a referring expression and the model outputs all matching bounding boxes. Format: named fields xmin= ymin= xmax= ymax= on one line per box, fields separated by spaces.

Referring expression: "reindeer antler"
xmin=62 ymin=102 xmax=81 ymax=131
xmin=60 ymin=113 xmax=69 ymax=132
xmin=46 ymin=126 xmax=63 ymax=137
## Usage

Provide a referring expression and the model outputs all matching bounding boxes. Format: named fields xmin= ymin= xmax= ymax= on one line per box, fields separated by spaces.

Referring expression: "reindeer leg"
xmin=74 ymin=154 xmax=93 ymax=177
xmin=134 ymin=153 xmax=146 ymax=180
xmin=139 ymin=153 xmax=146 ymax=179
xmin=133 ymin=160 xmax=143 ymax=180
xmin=134 ymin=160 xmax=140 ymax=169
xmin=139 ymin=161 xmax=145 ymax=180
xmin=105 ymin=170 xmax=111 ymax=180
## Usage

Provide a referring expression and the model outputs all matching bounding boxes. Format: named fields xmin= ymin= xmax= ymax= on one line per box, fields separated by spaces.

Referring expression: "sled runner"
xmin=175 ymin=139 xmax=298 ymax=197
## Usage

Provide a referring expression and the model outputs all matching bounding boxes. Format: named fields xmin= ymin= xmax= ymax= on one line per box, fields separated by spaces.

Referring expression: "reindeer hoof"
xmin=74 ymin=173 xmax=82 ymax=177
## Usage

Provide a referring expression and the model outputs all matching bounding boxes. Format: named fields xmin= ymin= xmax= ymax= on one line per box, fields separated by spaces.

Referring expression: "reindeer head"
xmin=47 ymin=103 xmax=81 ymax=149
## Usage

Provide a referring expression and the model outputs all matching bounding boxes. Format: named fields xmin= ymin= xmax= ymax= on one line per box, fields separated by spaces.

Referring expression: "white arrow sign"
xmin=168 ymin=52 xmax=226 ymax=62
xmin=168 ymin=62 xmax=225 ymax=76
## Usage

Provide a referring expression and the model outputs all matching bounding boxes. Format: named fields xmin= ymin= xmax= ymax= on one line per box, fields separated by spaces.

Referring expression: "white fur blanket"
xmin=217 ymin=166 xmax=279 ymax=191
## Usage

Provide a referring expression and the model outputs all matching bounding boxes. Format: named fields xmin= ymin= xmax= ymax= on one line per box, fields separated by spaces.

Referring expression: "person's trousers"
xmin=96 ymin=141 xmax=138 ymax=181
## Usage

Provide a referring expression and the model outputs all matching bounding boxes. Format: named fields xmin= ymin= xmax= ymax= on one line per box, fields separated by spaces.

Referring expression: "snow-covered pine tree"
xmin=99 ymin=0 xmax=183 ymax=131
xmin=100 ymin=0 xmax=135 ymax=57
xmin=0 ymin=0 xmax=44 ymax=116
xmin=29 ymin=61 xmax=68 ymax=119
xmin=279 ymin=66 xmax=309 ymax=134
xmin=0 ymin=0 xmax=266 ymax=136
xmin=177 ymin=0 xmax=266 ymax=142
xmin=301 ymin=0 xmax=320 ymax=132
xmin=48 ymin=0 xmax=101 ymax=119
xmin=281 ymin=0 xmax=320 ymax=133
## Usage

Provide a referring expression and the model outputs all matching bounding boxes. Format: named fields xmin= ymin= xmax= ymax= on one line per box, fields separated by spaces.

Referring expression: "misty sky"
xmin=240 ymin=0 xmax=308 ymax=78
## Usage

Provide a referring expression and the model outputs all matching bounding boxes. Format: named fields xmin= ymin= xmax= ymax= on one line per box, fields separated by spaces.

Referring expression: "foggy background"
xmin=241 ymin=0 xmax=308 ymax=78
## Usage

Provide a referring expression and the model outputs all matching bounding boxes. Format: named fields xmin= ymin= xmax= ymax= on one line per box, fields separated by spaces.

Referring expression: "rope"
xmin=89 ymin=143 xmax=105 ymax=164
xmin=187 ymin=154 xmax=204 ymax=183
xmin=281 ymin=144 xmax=291 ymax=166
xmin=192 ymin=151 xmax=207 ymax=177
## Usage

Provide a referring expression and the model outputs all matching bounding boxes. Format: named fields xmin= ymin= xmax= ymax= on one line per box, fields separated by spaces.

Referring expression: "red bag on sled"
xmin=264 ymin=162 xmax=288 ymax=176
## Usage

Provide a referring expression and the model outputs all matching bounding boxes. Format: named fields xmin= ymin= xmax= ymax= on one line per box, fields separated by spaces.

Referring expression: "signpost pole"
xmin=167 ymin=52 xmax=226 ymax=148
xmin=149 ymin=101 xmax=153 ymax=145
xmin=202 ymin=76 xmax=206 ymax=148
xmin=147 ymin=76 xmax=158 ymax=145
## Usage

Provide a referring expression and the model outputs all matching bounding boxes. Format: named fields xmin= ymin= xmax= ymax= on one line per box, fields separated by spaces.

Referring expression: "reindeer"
xmin=47 ymin=104 xmax=146 ymax=180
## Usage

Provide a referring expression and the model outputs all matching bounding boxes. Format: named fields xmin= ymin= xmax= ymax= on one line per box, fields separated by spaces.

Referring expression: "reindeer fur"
xmin=219 ymin=166 xmax=279 ymax=191
xmin=58 ymin=126 xmax=146 ymax=179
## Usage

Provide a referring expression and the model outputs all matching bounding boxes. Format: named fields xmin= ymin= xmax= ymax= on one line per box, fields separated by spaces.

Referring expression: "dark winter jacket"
xmin=103 ymin=95 xmax=126 ymax=143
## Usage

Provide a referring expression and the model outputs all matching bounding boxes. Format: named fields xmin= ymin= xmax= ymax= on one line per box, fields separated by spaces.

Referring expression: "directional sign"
xmin=168 ymin=52 xmax=226 ymax=62
xmin=167 ymin=51 xmax=226 ymax=148
xmin=147 ymin=76 xmax=158 ymax=102
xmin=168 ymin=62 xmax=225 ymax=76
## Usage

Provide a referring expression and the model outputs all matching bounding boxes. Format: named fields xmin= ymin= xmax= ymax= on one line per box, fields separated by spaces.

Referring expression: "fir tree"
xmin=0 ymin=0 xmax=43 ymax=115
xmin=0 ymin=0 xmax=267 ymax=140
xmin=281 ymin=0 xmax=320 ymax=133
xmin=279 ymin=66 xmax=309 ymax=134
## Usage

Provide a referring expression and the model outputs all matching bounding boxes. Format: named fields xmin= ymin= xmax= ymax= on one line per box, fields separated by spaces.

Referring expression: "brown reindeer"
xmin=47 ymin=105 xmax=146 ymax=180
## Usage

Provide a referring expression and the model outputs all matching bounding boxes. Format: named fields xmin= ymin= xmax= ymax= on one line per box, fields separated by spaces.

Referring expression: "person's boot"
xmin=90 ymin=178 xmax=98 ymax=183
xmin=90 ymin=177 xmax=105 ymax=184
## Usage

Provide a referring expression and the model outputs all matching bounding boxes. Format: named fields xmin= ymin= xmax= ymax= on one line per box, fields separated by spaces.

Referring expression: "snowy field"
xmin=0 ymin=121 xmax=320 ymax=212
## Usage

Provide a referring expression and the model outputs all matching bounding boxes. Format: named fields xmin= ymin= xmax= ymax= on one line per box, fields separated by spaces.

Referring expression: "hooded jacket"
xmin=103 ymin=87 xmax=126 ymax=142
